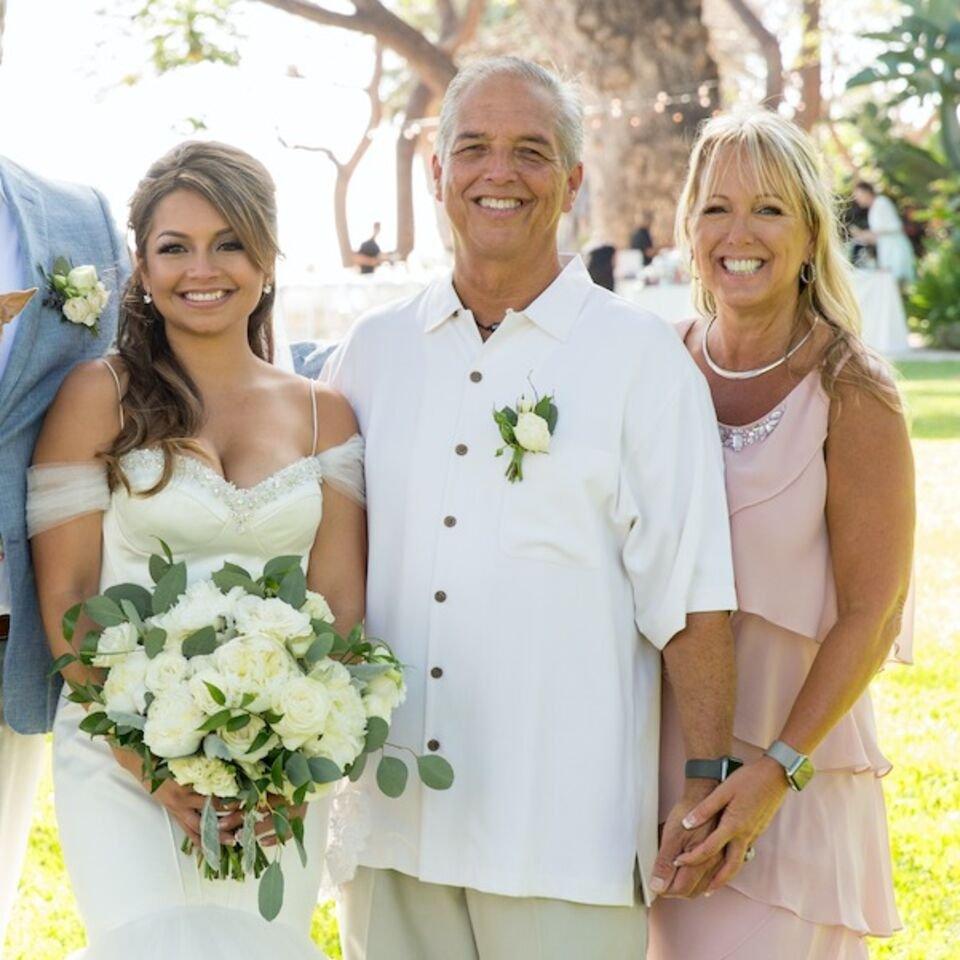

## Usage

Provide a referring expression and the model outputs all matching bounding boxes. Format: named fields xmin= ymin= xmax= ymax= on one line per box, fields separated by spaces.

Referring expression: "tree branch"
xmin=725 ymin=0 xmax=783 ymax=107
xmin=441 ymin=0 xmax=486 ymax=52
xmin=253 ymin=0 xmax=456 ymax=93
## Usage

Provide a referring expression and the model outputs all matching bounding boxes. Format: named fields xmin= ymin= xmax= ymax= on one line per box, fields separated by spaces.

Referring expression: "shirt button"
xmin=455 ymin=443 xmax=468 ymax=456
xmin=443 ymin=515 xmax=457 ymax=528
xmin=430 ymin=666 xmax=443 ymax=678
xmin=434 ymin=590 xmax=447 ymax=603
xmin=470 ymin=370 xmax=483 ymax=383
xmin=427 ymin=739 xmax=441 ymax=752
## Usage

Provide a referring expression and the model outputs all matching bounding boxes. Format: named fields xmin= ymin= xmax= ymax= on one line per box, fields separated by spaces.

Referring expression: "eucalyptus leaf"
xmin=291 ymin=816 xmax=308 ymax=867
xmin=347 ymin=751 xmax=367 ymax=782
xmin=258 ymin=861 xmax=284 ymax=922
xmin=83 ymin=595 xmax=126 ymax=627
xmin=303 ymin=635 xmax=335 ymax=666
xmin=148 ymin=553 xmax=170 ymax=584
xmin=48 ymin=653 xmax=77 ymax=677
xmin=277 ymin=567 xmax=307 ymax=609
xmin=119 ymin=599 xmax=144 ymax=630
xmin=307 ymin=756 xmax=342 ymax=784
xmin=348 ymin=662 xmax=393 ymax=682
xmin=376 ymin=756 xmax=408 ymax=798
xmin=364 ymin=716 xmax=389 ymax=753
xmin=219 ymin=560 xmax=252 ymax=580
xmin=154 ymin=538 xmax=174 ymax=564
xmin=53 ymin=256 xmax=71 ymax=276
xmin=182 ymin=626 xmax=217 ymax=659
xmin=241 ymin=809 xmax=258 ymax=873
xmin=106 ymin=710 xmax=146 ymax=730
xmin=144 ymin=627 xmax=167 ymax=659
xmin=272 ymin=808 xmax=292 ymax=842
xmin=211 ymin=568 xmax=264 ymax=597
xmin=270 ymin=754 xmax=285 ymax=792
xmin=105 ymin=583 xmax=153 ymax=619
xmin=200 ymin=797 xmax=222 ymax=872
xmin=61 ymin=603 xmax=83 ymax=644
xmin=203 ymin=733 xmax=233 ymax=760
xmin=263 ymin=555 xmax=302 ymax=582
xmin=284 ymin=752 xmax=312 ymax=788
xmin=78 ymin=711 xmax=111 ymax=735
xmin=417 ymin=754 xmax=455 ymax=790
xmin=152 ymin=561 xmax=187 ymax=615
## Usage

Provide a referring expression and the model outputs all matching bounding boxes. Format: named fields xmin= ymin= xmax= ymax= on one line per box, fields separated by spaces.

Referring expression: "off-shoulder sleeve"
xmin=26 ymin=461 xmax=110 ymax=537
xmin=316 ymin=434 xmax=365 ymax=507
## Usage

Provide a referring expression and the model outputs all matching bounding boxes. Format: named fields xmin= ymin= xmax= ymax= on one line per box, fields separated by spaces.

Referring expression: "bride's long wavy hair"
xmin=105 ymin=141 xmax=279 ymax=493
xmin=675 ymin=109 xmax=901 ymax=412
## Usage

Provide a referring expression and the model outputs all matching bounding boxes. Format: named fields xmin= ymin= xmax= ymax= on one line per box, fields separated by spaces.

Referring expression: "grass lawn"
xmin=4 ymin=361 xmax=959 ymax=960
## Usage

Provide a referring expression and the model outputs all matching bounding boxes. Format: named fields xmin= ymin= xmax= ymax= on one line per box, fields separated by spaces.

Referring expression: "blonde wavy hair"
xmin=675 ymin=109 xmax=900 ymax=411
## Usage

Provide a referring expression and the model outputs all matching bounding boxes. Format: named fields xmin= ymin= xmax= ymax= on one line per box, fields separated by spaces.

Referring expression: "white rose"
xmin=214 ymin=633 xmax=295 ymax=712
xmin=233 ymin=595 xmax=314 ymax=653
xmin=92 ymin=621 xmax=139 ymax=668
xmin=66 ymin=264 xmax=98 ymax=293
xmin=220 ymin=714 xmax=277 ymax=763
xmin=87 ymin=281 xmax=110 ymax=313
xmin=308 ymin=658 xmax=352 ymax=691
xmin=143 ymin=688 xmax=206 ymax=758
xmin=168 ymin=756 xmax=238 ymax=798
xmin=362 ymin=668 xmax=406 ymax=721
xmin=144 ymin=649 xmax=190 ymax=696
xmin=102 ymin=649 xmax=149 ymax=715
xmin=517 ymin=395 xmax=534 ymax=414
xmin=188 ymin=665 xmax=238 ymax=715
xmin=272 ymin=676 xmax=332 ymax=750
xmin=302 ymin=591 xmax=335 ymax=624
xmin=62 ymin=295 xmax=97 ymax=327
xmin=513 ymin=411 xmax=551 ymax=453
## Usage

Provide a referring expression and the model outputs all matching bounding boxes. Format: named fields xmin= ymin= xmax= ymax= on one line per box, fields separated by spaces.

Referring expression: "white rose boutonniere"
xmin=40 ymin=256 xmax=110 ymax=334
xmin=492 ymin=382 xmax=558 ymax=482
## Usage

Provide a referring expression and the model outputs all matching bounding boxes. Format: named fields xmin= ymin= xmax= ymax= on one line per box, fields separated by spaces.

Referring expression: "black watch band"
xmin=684 ymin=756 xmax=743 ymax=782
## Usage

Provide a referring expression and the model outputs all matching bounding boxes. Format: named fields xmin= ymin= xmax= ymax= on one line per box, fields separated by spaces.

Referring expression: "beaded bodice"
xmin=97 ymin=436 xmax=362 ymax=592
xmin=718 ymin=407 xmax=785 ymax=452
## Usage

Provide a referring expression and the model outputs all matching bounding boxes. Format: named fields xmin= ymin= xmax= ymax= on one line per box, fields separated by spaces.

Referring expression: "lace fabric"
xmin=26 ymin=461 xmax=110 ymax=537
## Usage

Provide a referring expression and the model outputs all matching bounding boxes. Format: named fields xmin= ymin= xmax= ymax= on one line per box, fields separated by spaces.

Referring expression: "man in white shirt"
xmin=0 ymin=157 xmax=125 ymax=950
xmin=322 ymin=57 xmax=738 ymax=959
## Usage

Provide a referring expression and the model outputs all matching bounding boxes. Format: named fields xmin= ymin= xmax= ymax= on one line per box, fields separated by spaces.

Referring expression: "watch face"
xmin=788 ymin=757 xmax=815 ymax=791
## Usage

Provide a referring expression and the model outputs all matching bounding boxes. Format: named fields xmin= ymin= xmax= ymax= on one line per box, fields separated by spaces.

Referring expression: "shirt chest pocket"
xmin=498 ymin=444 xmax=615 ymax=568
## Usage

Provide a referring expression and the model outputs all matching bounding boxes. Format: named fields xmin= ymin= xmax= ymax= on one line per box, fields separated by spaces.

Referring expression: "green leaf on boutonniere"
xmin=53 ymin=256 xmax=71 ymax=278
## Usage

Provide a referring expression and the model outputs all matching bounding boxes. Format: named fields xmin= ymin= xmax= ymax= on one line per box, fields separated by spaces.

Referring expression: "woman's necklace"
xmin=702 ymin=316 xmax=816 ymax=381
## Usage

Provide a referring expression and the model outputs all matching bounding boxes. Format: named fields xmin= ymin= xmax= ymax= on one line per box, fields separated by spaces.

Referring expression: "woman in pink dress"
xmin=647 ymin=111 xmax=914 ymax=958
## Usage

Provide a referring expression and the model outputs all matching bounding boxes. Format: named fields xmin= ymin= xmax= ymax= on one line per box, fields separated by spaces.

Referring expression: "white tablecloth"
xmin=617 ymin=269 xmax=911 ymax=355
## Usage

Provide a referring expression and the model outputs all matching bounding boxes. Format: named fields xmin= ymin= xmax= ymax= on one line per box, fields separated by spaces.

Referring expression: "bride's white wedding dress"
xmin=30 ymin=384 xmax=364 ymax=959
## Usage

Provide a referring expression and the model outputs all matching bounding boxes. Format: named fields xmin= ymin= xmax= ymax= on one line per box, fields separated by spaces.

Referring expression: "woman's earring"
xmin=143 ymin=292 xmax=153 ymax=304
xmin=799 ymin=261 xmax=817 ymax=285
xmin=263 ymin=283 xmax=273 ymax=295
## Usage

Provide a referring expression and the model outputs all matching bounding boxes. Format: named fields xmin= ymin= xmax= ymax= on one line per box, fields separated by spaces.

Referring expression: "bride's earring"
xmin=263 ymin=282 xmax=273 ymax=295
xmin=143 ymin=291 xmax=153 ymax=304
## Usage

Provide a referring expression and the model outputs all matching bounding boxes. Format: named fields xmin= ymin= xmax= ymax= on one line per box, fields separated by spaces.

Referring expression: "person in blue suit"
xmin=0 ymin=155 xmax=127 ymax=941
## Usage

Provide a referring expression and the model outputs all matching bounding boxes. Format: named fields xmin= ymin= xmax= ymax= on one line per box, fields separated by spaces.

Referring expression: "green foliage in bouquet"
xmin=51 ymin=541 xmax=454 ymax=921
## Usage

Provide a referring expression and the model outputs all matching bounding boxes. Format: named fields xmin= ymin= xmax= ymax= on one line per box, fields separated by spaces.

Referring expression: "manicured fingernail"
xmin=672 ymin=858 xmax=683 ymax=867
xmin=682 ymin=815 xmax=697 ymax=829
xmin=649 ymin=877 xmax=666 ymax=893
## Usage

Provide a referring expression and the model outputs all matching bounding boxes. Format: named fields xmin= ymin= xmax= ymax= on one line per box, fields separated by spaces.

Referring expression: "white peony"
xmin=87 ymin=282 xmax=110 ymax=313
xmin=168 ymin=755 xmax=239 ymax=798
xmin=92 ymin=621 xmax=139 ymax=668
xmin=271 ymin=676 xmax=333 ymax=750
xmin=66 ymin=264 xmax=98 ymax=293
xmin=144 ymin=649 xmax=190 ymax=696
xmin=362 ymin=668 xmax=406 ymax=721
xmin=62 ymin=295 xmax=97 ymax=327
xmin=102 ymin=649 xmax=149 ymax=715
xmin=302 ymin=591 xmax=335 ymax=624
xmin=303 ymin=685 xmax=366 ymax=769
xmin=513 ymin=411 xmax=551 ymax=453
xmin=150 ymin=579 xmax=235 ymax=651
xmin=309 ymin=658 xmax=352 ymax=691
xmin=214 ymin=633 xmax=295 ymax=712
xmin=143 ymin=688 xmax=206 ymax=758
xmin=220 ymin=714 xmax=277 ymax=763
xmin=233 ymin=595 xmax=313 ymax=653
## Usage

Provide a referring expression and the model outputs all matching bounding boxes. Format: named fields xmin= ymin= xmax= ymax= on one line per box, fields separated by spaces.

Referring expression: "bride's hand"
xmin=110 ymin=747 xmax=242 ymax=846
xmin=255 ymin=795 xmax=308 ymax=848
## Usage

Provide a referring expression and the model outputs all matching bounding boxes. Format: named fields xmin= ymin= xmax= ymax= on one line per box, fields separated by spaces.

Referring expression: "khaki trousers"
xmin=339 ymin=868 xmax=648 ymax=960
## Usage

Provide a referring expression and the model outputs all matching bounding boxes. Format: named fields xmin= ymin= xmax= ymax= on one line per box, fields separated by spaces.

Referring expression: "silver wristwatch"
xmin=765 ymin=740 xmax=814 ymax=791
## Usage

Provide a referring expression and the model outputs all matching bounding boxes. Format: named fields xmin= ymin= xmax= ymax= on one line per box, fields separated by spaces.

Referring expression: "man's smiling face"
xmin=432 ymin=74 xmax=582 ymax=268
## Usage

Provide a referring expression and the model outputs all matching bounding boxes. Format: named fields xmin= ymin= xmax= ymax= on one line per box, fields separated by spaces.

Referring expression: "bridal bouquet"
xmin=53 ymin=544 xmax=453 ymax=920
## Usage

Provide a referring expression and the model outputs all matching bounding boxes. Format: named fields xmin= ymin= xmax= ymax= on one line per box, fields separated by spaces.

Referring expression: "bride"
xmin=27 ymin=141 xmax=365 ymax=957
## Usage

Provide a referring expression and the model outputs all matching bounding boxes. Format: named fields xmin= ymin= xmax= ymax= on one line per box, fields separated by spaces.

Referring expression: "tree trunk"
xmin=396 ymin=81 xmax=436 ymax=258
xmin=523 ymin=0 xmax=719 ymax=249
xmin=793 ymin=0 xmax=821 ymax=131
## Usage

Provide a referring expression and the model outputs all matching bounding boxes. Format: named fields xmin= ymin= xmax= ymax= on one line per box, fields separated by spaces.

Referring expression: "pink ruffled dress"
xmin=651 ymin=321 xmax=912 ymax=956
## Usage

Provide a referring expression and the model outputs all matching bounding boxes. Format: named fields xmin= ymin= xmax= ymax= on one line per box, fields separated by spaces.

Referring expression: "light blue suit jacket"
xmin=0 ymin=156 xmax=128 ymax=734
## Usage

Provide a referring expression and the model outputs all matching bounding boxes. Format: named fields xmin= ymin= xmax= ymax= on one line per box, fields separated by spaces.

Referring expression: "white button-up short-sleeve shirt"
xmin=323 ymin=256 xmax=736 ymax=906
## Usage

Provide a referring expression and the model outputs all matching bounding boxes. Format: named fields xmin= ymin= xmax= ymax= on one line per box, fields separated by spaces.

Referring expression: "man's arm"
xmin=651 ymin=611 xmax=734 ymax=896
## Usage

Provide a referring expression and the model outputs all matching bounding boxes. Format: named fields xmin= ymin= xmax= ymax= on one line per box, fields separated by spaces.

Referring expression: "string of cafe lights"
xmin=400 ymin=78 xmax=721 ymax=140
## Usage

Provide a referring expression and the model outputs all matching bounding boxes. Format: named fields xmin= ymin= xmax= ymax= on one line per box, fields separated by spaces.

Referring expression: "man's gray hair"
xmin=434 ymin=57 xmax=584 ymax=172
